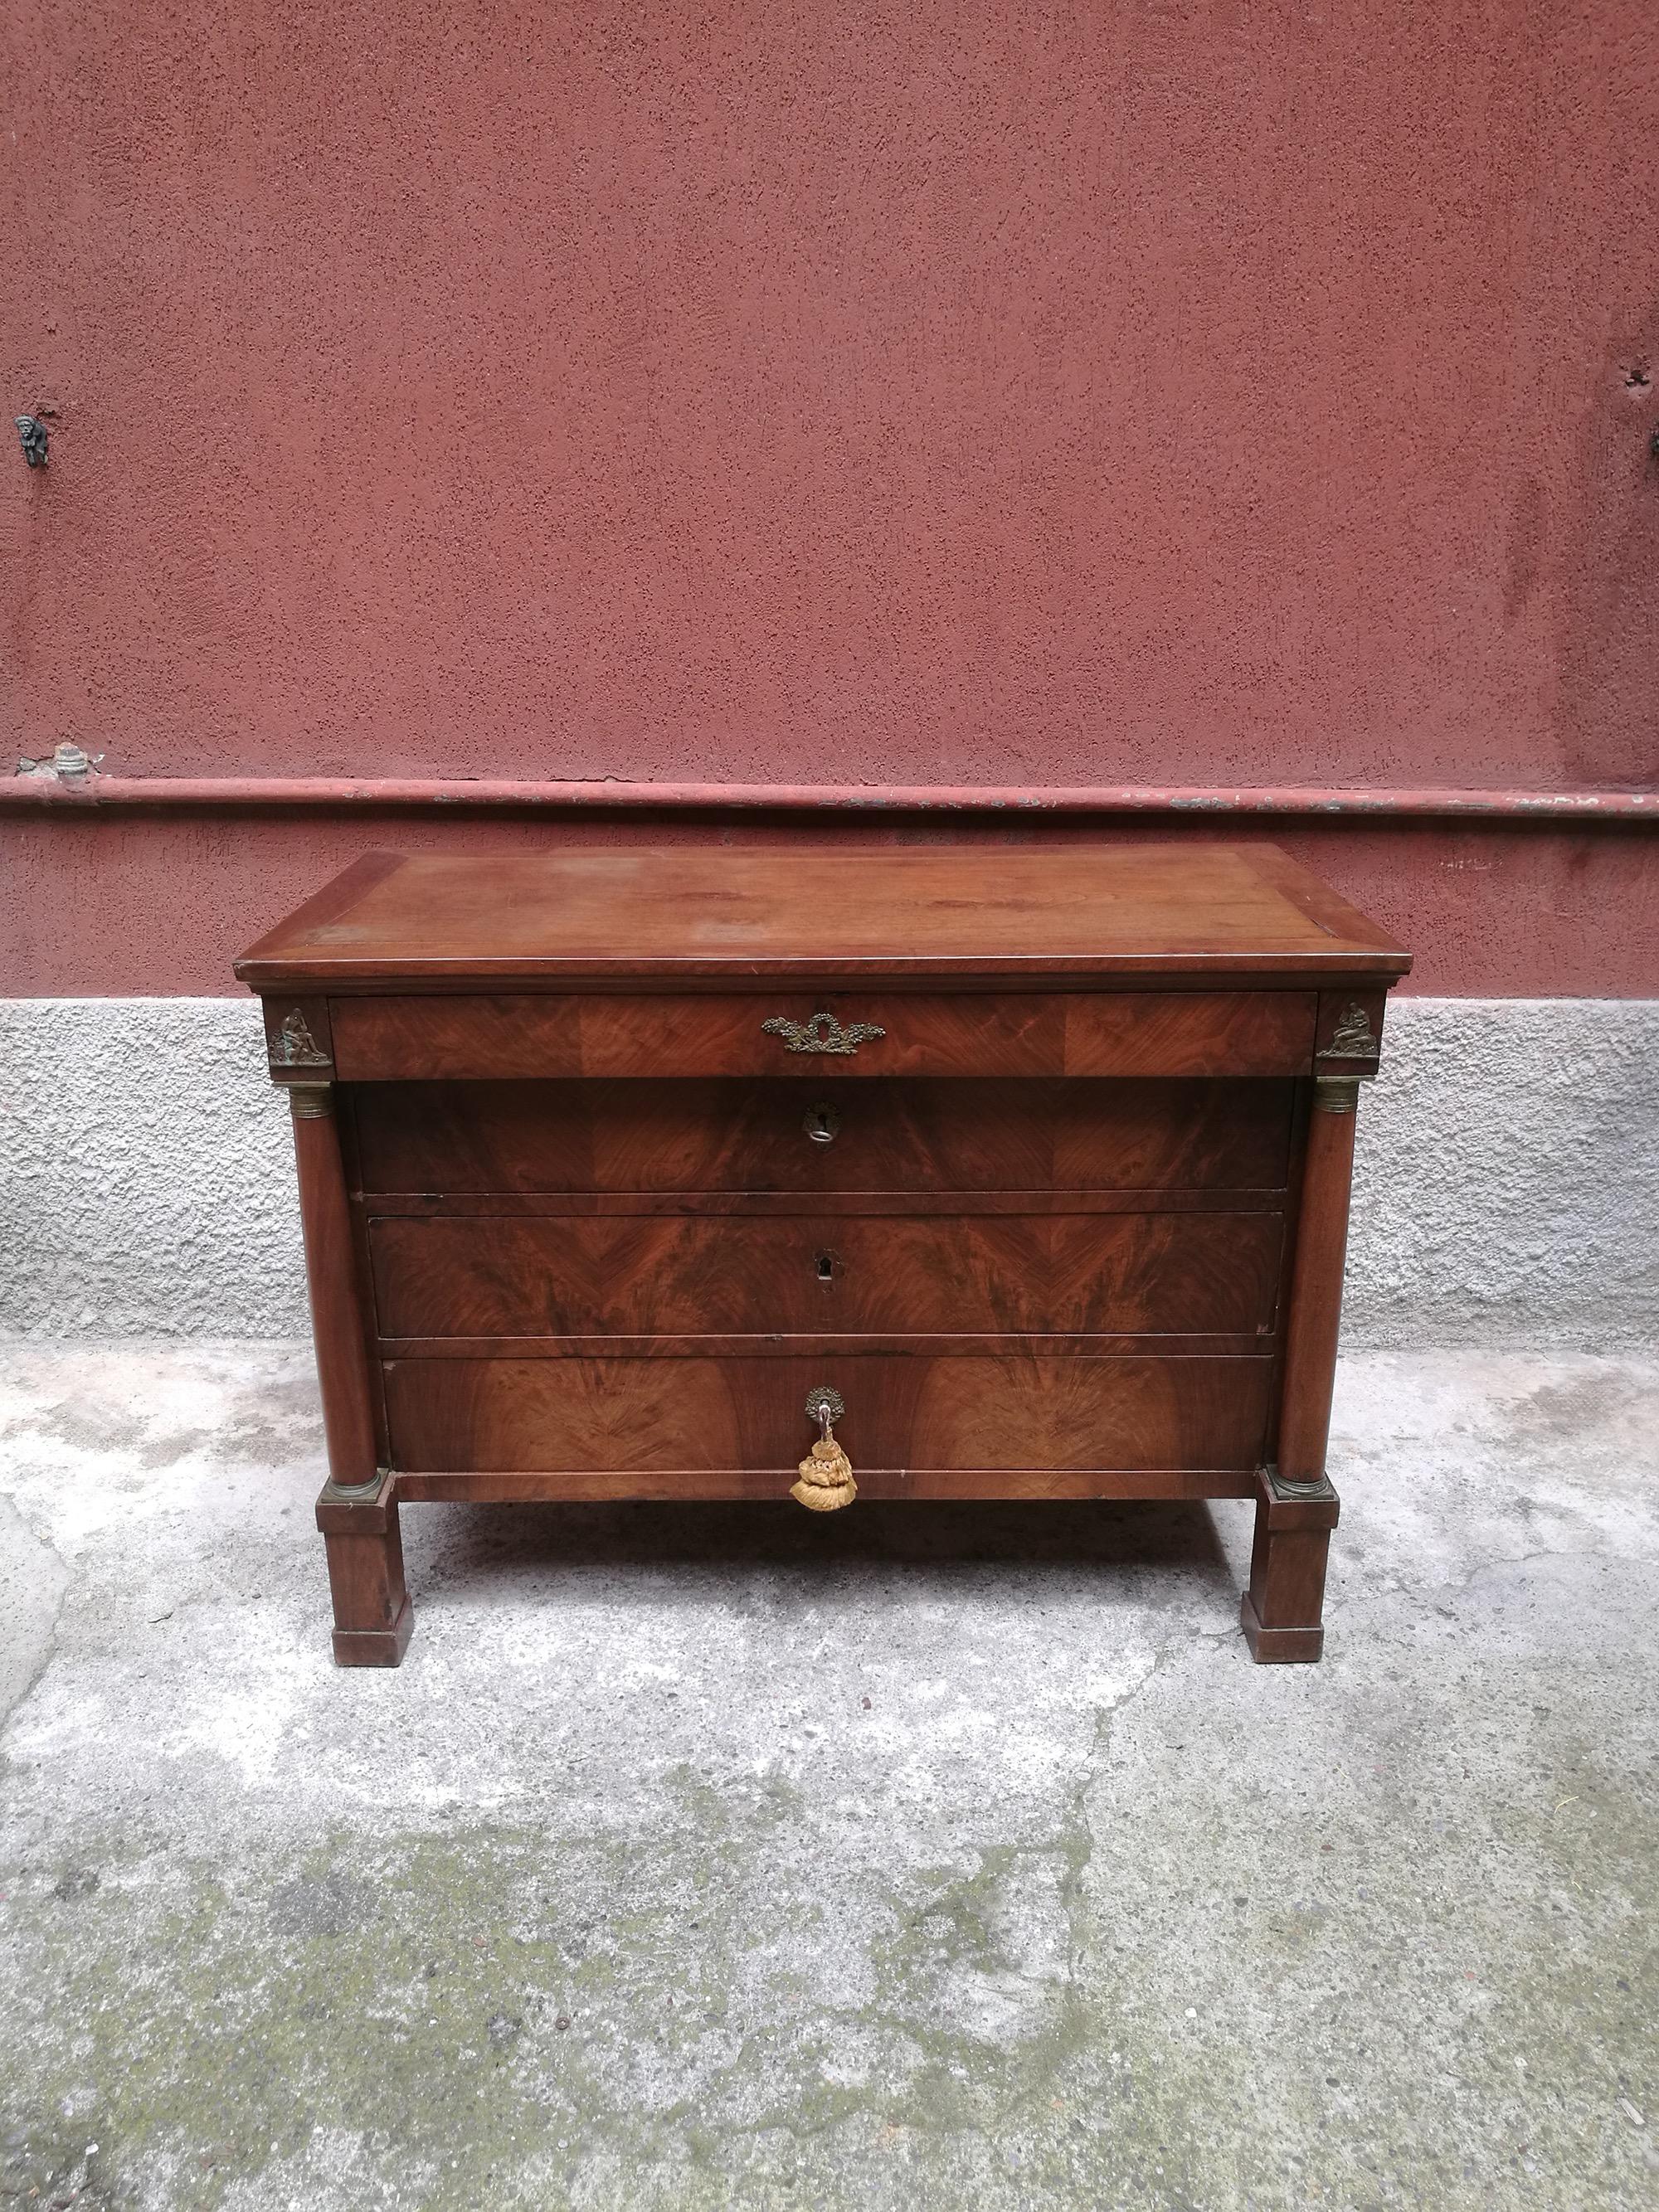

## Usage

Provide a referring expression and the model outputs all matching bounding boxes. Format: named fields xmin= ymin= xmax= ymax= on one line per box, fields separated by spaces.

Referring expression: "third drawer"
xmin=368 ymin=1208 xmax=1287 ymax=1341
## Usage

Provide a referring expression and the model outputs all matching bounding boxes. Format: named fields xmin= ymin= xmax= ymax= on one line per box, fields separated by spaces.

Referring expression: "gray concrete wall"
xmin=1346 ymin=998 xmax=1658 ymax=1346
xmin=1 ymin=997 xmax=1654 ymax=1346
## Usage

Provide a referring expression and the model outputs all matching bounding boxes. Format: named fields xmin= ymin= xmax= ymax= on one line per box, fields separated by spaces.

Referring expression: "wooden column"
xmin=1277 ymin=1077 xmax=1360 ymax=1481
xmin=289 ymin=1083 xmax=378 ymax=1485
xmin=1240 ymin=1075 xmax=1358 ymax=1663
xmin=289 ymin=1082 xmax=412 ymax=1666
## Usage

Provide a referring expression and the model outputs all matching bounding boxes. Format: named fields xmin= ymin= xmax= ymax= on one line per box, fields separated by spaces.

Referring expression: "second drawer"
xmin=352 ymin=1077 xmax=1294 ymax=1195
xmin=368 ymin=1209 xmax=1286 ymax=1341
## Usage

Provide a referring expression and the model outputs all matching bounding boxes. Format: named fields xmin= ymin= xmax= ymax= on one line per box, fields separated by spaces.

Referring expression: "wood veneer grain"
xmin=352 ymin=1077 xmax=1295 ymax=1195
xmin=330 ymin=990 xmax=1317 ymax=1082
xmin=367 ymin=1211 xmax=1286 ymax=1341
xmin=382 ymin=1354 xmax=1276 ymax=1475
xmin=235 ymin=843 xmax=1410 ymax=985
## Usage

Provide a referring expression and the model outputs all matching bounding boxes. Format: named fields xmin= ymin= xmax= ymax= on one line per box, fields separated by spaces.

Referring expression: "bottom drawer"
xmin=382 ymin=1354 xmax=1273 ymax=1479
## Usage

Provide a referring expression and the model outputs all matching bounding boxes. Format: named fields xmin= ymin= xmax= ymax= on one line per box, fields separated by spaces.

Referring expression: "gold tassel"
xmin=791 ymin=1430 xmax=857 ymax=1513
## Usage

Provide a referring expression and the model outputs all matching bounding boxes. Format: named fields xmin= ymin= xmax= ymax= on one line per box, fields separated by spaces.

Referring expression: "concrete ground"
xmin=1 ymin=1347 xmax=1654 ymax=2212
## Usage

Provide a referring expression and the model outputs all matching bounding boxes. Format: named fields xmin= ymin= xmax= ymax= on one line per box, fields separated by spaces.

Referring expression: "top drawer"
xmin=328 ymin=990 xmax=1317 ymax=1082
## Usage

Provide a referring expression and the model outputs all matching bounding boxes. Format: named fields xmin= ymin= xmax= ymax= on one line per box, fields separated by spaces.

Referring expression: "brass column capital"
xmin=287 ymin=1083 xmax=334 ymax=1121
xmin=1313 ymin=1076 xmax=1361 ymax=1115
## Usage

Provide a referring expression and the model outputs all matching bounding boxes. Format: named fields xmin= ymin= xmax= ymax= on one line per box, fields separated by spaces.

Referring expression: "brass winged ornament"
xmin=761 ymin=1012 xmax=887 ymax=1057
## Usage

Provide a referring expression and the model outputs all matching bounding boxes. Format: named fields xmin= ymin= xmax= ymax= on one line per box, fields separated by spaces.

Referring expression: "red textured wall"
xmin=2 ymin=2 xmax=1656 ymax=994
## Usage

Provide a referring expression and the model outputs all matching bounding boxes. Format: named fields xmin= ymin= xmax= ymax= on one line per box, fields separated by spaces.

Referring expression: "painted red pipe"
xmin=2 ymin=775 xmax=1657 ymax=820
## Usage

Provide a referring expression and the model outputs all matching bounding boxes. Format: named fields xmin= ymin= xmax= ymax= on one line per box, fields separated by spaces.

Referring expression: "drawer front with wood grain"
xmin=351 ymin=1077 xmax=1295 ymax=1196
xmin=368 ymin=1210 xmax=1286 ymax=1341
xmin=382 ymin=1353 xmax=1276 ymax=1480
xmin=330 ymin=989 xmax=1316 ymax=1082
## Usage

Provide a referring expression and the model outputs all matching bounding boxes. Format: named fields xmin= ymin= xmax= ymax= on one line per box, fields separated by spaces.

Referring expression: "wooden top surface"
xmin=234 ymin=844 xmax=1412 ymax=987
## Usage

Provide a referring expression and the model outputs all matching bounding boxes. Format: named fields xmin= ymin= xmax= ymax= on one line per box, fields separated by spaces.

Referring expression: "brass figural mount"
xmin=1316 ymin=1004 xmax=1380 ymax=1063
xmin=270 ymin=1009 xmax=330 ymax=1067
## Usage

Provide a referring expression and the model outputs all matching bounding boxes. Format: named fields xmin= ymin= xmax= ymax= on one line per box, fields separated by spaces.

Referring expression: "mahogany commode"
xmin=234 ymin=843 xmax=1411 ymax=1666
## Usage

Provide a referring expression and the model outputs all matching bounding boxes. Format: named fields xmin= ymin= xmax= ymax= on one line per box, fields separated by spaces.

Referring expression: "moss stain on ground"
xmin=5 ymin=1734 xmax=1656 ymax=2210
xmin=2 ymin=1795 xmax=1252 ymax=2212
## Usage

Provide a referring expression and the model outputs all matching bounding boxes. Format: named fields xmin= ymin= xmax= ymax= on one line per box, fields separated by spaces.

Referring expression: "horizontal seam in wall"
xmin=2 ymin=778 xmax=1657 ymax=821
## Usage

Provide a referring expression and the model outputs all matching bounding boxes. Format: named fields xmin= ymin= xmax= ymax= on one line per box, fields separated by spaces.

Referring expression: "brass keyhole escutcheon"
xmin=804 ymin=1101 xmax=840 ymax=1145
xmin=814 ymin=1249 xmax=839 ymax=1286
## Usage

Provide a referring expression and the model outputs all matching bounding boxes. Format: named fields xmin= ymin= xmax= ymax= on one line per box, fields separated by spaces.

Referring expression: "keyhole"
xmin=815 ymin=1250 xmax=838 ymax=1285
xmin=804 ymin=1101 xmax=840 ymax=1145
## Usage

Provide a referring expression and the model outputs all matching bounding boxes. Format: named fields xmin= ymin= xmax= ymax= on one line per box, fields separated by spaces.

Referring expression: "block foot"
xmin=319 ymin=1475 xmax=411 ymax=1668
xmin=332 ymin=1593 xmax=414 ymax=1668
xmin=1239 ymin=1591 xmax=1325 ymax=1664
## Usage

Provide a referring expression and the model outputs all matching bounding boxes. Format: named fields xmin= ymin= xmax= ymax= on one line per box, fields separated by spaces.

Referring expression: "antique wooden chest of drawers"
xmin=234 ymin=843 xmax=1410 ymax=1666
